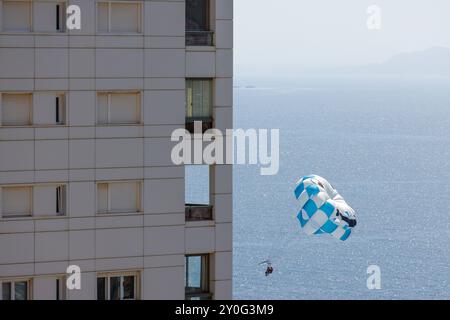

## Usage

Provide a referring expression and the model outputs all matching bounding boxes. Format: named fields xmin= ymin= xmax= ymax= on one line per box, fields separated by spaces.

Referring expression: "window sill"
xmin=96 ymin=32 xmax=143 ymax=36
xmin=96 ymin=123 xmax=144 ymax=127
xmin=96 ymin=211 xmax=143 ymax=216
xmin=0 ymin=214 xmax=67 ymax=221
xmin=0 ymin=31 xmax=68 ymax=35
xmin=0 ymin=214 xmax=32 ymax=220
xmin=186 ymin=46 xmax=216 ymax=52
xmin=0 ymin=124 xmax=67 ymax=128
xmin=186 ymin=220 xmax=215 ymax=228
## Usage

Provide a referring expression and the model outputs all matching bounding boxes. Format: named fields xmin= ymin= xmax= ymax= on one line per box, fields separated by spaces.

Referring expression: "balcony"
xmin=185 ymin=117 xmax=213 ymax=134
xmin=185 ymin=204 xmax=213 ymax=221
xmin=186 ymin=31 xmax=214 ymax=46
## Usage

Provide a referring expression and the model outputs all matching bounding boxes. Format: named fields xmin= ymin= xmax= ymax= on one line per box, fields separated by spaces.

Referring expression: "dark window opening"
xmin=56 ymin=5 xmax=60 ymax=31
xmin=186 ymin=0 xmax=209 ymax=31
xmin=55 ymin=96 xmax=60 ymax=123
xmin=97 ymin=277 xmax=106 ymax=300
xmin=56 ymin=279 xmax=60 ymax=300
xmin=55 ymin=94 xmax=65 ymax=125
xmin=186 ymin=0 xmax=213 ymax=46
xmin=97 ymin=275 xmax=136 ymax=300
xmin=56 ymin=186 xmax=65 ymax=215
xmin=2 ymin=283 xmax=11 ymax=300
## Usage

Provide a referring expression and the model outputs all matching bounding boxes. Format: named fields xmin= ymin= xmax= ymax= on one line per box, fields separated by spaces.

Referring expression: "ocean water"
xmin=232 ymin=76 xmax=450 ymax=299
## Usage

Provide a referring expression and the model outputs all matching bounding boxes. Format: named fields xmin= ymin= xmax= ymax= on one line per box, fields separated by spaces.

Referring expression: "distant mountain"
xmin=334 ymin=47 xmax=450 ymax=76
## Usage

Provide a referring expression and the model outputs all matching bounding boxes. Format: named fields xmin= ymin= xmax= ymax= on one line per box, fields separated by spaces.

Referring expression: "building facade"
xmin=0 ymin=0 xmax=232 ymax=300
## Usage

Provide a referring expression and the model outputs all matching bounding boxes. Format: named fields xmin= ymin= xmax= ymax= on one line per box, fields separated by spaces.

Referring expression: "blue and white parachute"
xmin=294 ymin=175 xmax=357 ymax=241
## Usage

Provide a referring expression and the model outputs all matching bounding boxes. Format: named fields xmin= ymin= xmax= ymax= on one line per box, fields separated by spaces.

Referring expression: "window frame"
xmin=1 ymin=0 xmax=32 ymax=33
xmin=185 ymin=254 xmax=211 ymax=300
xmin=54 ymin=92 xmax=67 ymax=125
xmin=96 ymin=181 xmax=142 ymax=215
xmin=0 ymin=92 xmax=68 ymax=127
xmin=1 ymin=185 xmax=33 ymax=218
xmin=186 ymin=0 xmax=211 ymax=32
xmin=0 ymin=92 xmax=33 ymax=127
xmin=1 ymin=1 xmax=67 ymax=34
xmin=96 ymin=1 xmax=142 ymax=34
xmin=186 ymin=79 xmax=213 ymax=119
xmin=55 ymin=185 xmax=66 ymax=216
xmin=55 ymin=277 xmax=66 ymax=300
xmin=1 ymin=278 xmax=32 ymax=300
xmin=96 ymin=91 xmax=142 ymax=125
xmin=96 ymin=272 xmax=139 ymax=300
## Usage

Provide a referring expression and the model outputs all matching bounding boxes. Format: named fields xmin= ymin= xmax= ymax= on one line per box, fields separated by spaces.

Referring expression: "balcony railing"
xmin=185 ymin=117 xmax=213 ymax=134
xmin=186 ymin=31 xmax=214 ymax=46
xmin=185 ymin=204 xmax=213 ymax=221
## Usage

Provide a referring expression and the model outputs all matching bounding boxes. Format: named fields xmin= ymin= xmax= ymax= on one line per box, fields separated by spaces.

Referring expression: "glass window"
xmin=185 ymin=255 xmax=209 ymax=297
xmin=110 ymin=277 xmax=121 ymax=300
xmin=1 ymin=280 xmax=30 ymax=300
xmin=186 ymin=79 xmax=212 ymax=119
xmin=97 ymin=277 xmax=106 ymax=300
xmin=14 ymin=281 xmax=28 ymax=300
xmin=186 ymin=256 xmax=202 ymax=290
xmin=186 ymin=0 xmax=209 ymax=31
xmin=122 ymin=276 xmax=135 ymax=300
xmin=2 ymin=282 xmax=11 ymax=300
xmin=185 ymin=165 xmax=210 ymax=205
xmin=97 ymin=275 xmax=137 ymax=300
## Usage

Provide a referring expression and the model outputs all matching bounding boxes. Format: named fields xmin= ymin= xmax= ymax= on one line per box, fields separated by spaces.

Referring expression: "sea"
xmin=188 ymin=75 xmax=450 ymax=299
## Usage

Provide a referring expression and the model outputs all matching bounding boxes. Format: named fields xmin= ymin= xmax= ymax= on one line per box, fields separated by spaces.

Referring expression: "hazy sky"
xmin=234 ymin=0 xmax=450 ymax=77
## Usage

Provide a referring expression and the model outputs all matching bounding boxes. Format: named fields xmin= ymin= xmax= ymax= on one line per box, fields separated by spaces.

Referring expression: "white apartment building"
xmin=0 ymin=0 xmax=232 ymax=300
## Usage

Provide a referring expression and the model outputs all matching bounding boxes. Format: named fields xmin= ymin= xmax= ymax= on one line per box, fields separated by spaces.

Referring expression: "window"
xmin=186 ymin=0 xmax=213 ymax=46
xmin=30 ymin=185 xmax=67 ymax=217
xmin=31 ymin=92 xmax=66 ymax=126
xmin=97 ymin=92 xmax=141 ymax=125
xmin=33 ymin=1 xmax=65 ymax=32
xmin=185 ymin=165 xmax=212 ymax=221
xmin=56 ymin=278 xmax=65 ymax=300
xmin=186 ymin=79 xmax=213 ymax=133
xmin=97 ymin=182 xmax=141 ymax=214
xmin=2 ymin=1 xmax=31 ymax=32
xmin=97 ymin=274 xmax=137 ymax=300
xmin=185 ymin=255 xmax=211 ymax=300
xmin=97 ymin=2 xmax=141 ymax=33
xmin=186 ymin=0 xmax=209 ymax=31
xmin=1 ymin=280 xmax=30 ymax=300
xmin=56 ymin=186 xmax=66 ymax=215
xmin=1 ymin=93 xmax=32 ymax=126
xmin=2 ymin=1 xmax=65 ymax=33
xmin=55 ymin=93 xmax=66 ymax=124
xmin=1 ymin=186 xmax=32 ymax=218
